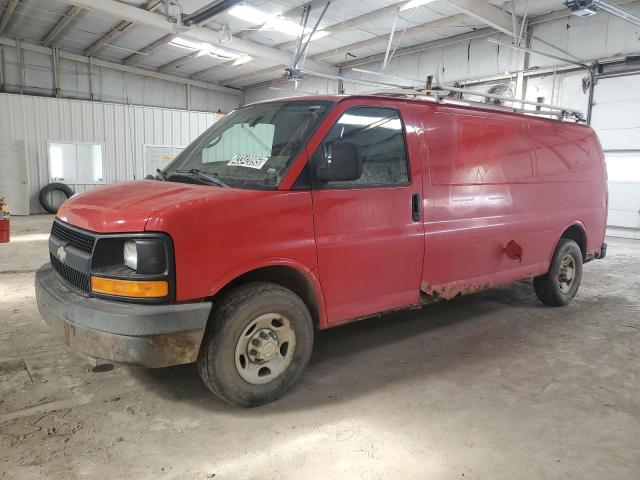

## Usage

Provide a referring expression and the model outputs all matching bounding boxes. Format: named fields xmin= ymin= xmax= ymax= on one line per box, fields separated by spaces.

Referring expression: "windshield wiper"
xmin=174 ymin=168 xmax=229 ymax=188
xmin=156 ymin=168 xmax=168 ymax=180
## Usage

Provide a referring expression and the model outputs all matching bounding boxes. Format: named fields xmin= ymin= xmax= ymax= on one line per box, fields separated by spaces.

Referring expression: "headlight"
xmin=123 ymin=241 xmax=138 ymax=270
xmin=91 ymin=234 xmax=173 ymax=302
xmin=123 ymin=238 xmax=167 ymax=274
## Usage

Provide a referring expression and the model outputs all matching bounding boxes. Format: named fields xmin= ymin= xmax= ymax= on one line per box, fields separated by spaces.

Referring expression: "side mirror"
xmin=316 ymin=141 xmax=363 ymax=182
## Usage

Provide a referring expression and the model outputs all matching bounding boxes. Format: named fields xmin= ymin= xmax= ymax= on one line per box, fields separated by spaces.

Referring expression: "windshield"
xmin=163 ymin=100 xmax=333 ymax=189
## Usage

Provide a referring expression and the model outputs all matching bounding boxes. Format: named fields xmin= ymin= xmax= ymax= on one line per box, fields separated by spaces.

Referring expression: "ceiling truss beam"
xmin=84 ymin=0 xmax=163 ymax=57
xmin=159 ymin=49 xmax=208 ymax=72
xmin=444 ymin=0 xmax=514 ymax=36
xmin=235 ymin=0 xmax=329 ymax=40
xmin=338 ymin=27 xmax=497 ymax=68
xmin=276 ymin=0 xmax=432 ymax=52
xmin=194 ymin=0 xmax=514 ymax=82
xmin=310 ymin=13 xmax=469 ymax=62
xmin=42 ymin=5 xmax=82 ymax=46
xmin=159 ymin=0 xmax=245 ymax=74
xmin=190 ymin=0 xmax=329 ymax=81
xmin=59 ymin=0 xmax=335 ymax=75
xmin=182 ymin=0 xmax=243 ymax=26
xmin=124 ymin=33 xmax=176 ymax=65
xmin=0 ymin=0 xmax=19 ymax=34
xmin=224 ymin=65 xmax=287 ymax=86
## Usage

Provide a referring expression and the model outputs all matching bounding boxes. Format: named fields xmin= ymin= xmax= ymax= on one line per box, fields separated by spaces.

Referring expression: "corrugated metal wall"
xmin=0 ymin=93 xmax=219 ymax=213
xmin=0 ymin=44 xmax=241 ymax=113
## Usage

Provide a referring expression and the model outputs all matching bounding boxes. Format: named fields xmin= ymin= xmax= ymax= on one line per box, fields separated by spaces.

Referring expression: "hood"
xmin=56 ymin=180 xmax=247 ymax=233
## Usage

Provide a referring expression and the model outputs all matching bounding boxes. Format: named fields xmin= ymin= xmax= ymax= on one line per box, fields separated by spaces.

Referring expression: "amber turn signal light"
xmin=91 ymin=276 xmax=169 ymax=298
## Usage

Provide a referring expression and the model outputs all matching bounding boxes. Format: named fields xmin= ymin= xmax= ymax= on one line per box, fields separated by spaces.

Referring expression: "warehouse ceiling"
xmin=0 ymin=0 xmax=593 ymax=90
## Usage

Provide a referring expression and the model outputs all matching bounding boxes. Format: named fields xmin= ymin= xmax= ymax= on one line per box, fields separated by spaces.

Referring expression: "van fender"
xmin=547 ymin=220 xmax=589 ymax=264
xmin=207 ymin=258 xmax=329 ymax=328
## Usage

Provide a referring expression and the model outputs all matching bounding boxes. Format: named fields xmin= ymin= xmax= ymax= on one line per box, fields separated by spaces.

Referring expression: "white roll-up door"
xmin=591 ymin=75 xmax=640 ymax=238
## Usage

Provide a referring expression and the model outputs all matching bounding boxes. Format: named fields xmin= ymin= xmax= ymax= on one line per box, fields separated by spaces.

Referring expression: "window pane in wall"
xmin=49 ymin=143 xmax=78 ymax=183
xmin=77 ymin=144 xmax=104 ymax=183
xmin=144 ymin=146 xmax=186 ymax=177
xmin=48 ymin=142 xmax=104 ymax=184
xmin=605 ymin=152 xmax=640 ymax=182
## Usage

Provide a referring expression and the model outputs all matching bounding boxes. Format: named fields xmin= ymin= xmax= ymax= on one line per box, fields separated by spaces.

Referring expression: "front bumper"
xmin=35 ymin=264 xmax=212 ymax=367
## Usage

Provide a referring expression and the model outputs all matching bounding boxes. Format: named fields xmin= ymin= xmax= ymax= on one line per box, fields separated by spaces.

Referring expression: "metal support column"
xmin=17 ymin=37 xmax=24 ymax=94
xmin=0 ymin=46 xmax=4 ymax=92
xmin=52 ymin=46 xmax=61 ymax=98
xmin=518 ymin=25 xmax=533 ymax=101
xmin=88 ymin=55 xmax=94 ymax=101
xmin=586 ymin=63 xmax=597 ymax=125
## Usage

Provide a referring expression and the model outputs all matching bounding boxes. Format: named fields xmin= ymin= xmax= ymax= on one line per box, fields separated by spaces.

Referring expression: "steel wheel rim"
xmin=558 ymin=254 xmax=576 ymax=294
xmin=234 ymin=313 xmax=296 ymax=385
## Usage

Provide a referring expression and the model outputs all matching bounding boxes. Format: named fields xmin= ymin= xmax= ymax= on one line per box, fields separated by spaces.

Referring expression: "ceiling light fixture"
xmin=170 ymin=37 xmax=206 ymax=51
xmin=399 ymin=0 xmax=437 ymax=11
xmin=169 ymin=37 xmax=242 ymax=59
xmin=227 ymin=4 xmax=326 ymax=39
xmin=219 ymin=23 xmax=233 ymax=44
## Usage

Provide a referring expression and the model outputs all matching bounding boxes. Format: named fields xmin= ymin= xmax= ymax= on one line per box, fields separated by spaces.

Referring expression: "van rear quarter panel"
xmin=526 ymin=117 xmax=607 ymax=256
xmin=413 ymin=102 xmax=606 ymax=297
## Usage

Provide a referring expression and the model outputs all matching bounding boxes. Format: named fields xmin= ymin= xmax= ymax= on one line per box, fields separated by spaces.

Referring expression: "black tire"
xmin=39 ymin=183 xmax=74 ymax=213
xmin=197 ymin=282 xmax=314 ymax=408
xmin=534 ymin=238 xmax=583 ymax=306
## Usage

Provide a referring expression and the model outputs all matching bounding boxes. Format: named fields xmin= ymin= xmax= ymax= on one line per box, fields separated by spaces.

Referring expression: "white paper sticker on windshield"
xmin=227 ymin=154 xmax=269 ymax=169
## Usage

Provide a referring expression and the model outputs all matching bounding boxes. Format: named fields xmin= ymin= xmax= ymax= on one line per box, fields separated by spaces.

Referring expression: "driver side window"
xmin=314 ymin=107 xmax=409 ymax=187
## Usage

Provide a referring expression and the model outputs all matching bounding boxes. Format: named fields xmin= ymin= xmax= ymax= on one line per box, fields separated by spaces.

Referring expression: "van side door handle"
xmin=411 ymin=193 xmax=421 ymax=222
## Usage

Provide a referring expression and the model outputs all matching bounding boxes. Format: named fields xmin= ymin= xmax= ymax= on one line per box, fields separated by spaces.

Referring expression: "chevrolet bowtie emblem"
xmin=57 ymin=245 xmax=67 ymax=263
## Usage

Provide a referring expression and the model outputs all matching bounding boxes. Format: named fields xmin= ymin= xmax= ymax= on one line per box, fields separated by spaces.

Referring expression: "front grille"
xmin=51 ymin=254 xmax=91 ymax=292
xmin=51 ymin=221 xmax=96 ymax=254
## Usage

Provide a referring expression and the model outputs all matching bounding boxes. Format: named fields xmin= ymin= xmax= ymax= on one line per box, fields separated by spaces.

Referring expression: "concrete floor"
xmin=1 ymin=214 xmax=639 ymax=480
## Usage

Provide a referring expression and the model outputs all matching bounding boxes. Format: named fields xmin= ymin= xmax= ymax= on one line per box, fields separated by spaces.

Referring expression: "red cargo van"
xmin=36 ymin=95 xmax=608 ymax=407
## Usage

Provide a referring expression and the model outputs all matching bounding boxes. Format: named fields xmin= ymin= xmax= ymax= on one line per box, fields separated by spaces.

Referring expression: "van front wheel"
xmin=534 ymin=238 xmax=583 ymax=306
xmin=197 ymin=282 xmax=314 ymax=407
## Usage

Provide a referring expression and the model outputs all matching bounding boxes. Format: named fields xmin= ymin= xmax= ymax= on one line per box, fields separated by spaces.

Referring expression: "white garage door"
xmin=591 ymin=75 xmax=640 ymax=238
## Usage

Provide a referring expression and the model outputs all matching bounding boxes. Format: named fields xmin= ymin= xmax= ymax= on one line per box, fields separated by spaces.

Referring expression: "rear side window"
xmin=313 ymin=107 xmax=409 ymax=187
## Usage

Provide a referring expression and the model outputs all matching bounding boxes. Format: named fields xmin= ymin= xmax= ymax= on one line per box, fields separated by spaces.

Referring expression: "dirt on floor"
xmin=1 ymin=214 xmax=639 ymax=480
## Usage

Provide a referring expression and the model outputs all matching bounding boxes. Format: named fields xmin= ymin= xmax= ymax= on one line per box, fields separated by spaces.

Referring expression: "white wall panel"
xmin=244 ymin=77 xmax=340 ymax=104
xmin=0 ymin=43 xmax=241 ymax=112
xmin=531 ymin=6 xmax=640 ymax=69
xmin=0 ymin=93 xmax=219 ymax=213
xmin=524 ymin=70 xmax=590 ymax=116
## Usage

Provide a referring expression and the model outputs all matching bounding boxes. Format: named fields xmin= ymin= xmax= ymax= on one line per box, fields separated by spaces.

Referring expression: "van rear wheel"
xmin=534 ymin=238 xmax=583 ymax=306
xmin=197 ymin=282 xmax=314 ymax=407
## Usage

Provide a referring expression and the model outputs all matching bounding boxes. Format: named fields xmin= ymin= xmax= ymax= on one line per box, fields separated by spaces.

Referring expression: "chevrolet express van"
xmin=36 ymin=95 xmax=608 ymax=407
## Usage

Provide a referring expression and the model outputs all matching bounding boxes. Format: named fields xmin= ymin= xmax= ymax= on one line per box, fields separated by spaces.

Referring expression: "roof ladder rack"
xmin=290 ymin=67 xmax=586 ymax=123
